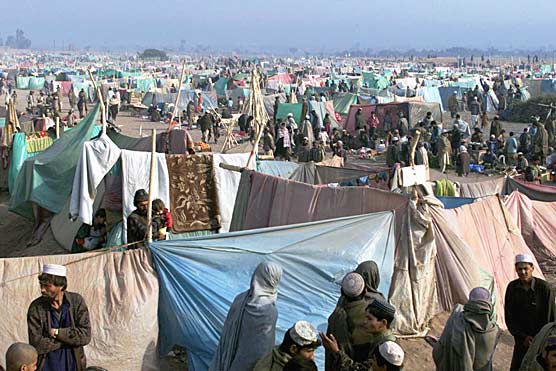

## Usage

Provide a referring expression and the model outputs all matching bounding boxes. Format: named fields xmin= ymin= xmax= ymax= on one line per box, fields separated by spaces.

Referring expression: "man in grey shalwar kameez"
xmin=210 ymin=261 xmax=283 ymax=371
xmin=432 ymin=287 xmax=500 ymax=371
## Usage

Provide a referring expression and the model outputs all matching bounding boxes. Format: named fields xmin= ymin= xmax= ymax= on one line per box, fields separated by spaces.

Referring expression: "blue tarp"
xmin=150 ymin=212 xmax=396 ymax=371
xmin=437 ymin=196 xmax=476 ymax=209
xmin=438 ymin=86 xmax=469 ymax=112
xmin=418 ymin=87 xmax=444 ymax=111
xmin=257 ymin=160 xmax=299 ymax=179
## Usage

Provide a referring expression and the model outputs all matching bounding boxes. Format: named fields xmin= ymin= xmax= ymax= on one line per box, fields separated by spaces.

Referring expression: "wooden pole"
xmin=167 ymin=60 xmax=187 ymax=131
xmin=87 ymin=69 xmax=107 ymax=134
xmin=55 ymin=117 xmax=60 ymax=139
xmin=146 ymin=128 xmax=156 ymax=243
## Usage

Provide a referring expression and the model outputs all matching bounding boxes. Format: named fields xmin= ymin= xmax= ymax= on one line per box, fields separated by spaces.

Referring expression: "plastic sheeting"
xmin=505 ymin=191 xmax=556 ymax=274
xmin=256 ymin=160 xmax=299 ymax=179
xmin=0 ymin=248 xmax=159 ymax=370
xmin=10 ymin=104 xmax=100 ymax=219
xmin=436 ymin=196 xmax=476 ymax=209
xmin=288 ymin=163 xmax=372 ymax=185
xmin=150 ymin=212 xmax=396 ymax=371
xmin=417 ymin=87 xmax=444 ymax=111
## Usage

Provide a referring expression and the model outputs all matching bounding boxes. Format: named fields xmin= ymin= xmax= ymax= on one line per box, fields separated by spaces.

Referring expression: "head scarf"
xmin=354 ymin=260 xmax=382 ymax=296
xmin=248 ymin=261 xmax=283 ymax=306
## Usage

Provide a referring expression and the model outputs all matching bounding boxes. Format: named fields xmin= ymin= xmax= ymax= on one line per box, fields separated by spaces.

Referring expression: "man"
xmin=354 ymin=108 xmax=365 ymax=131
xmin=438 ymin=129 xmax=452 ymax=173
xmin=6 ymin=343 xmax=38 ymax=371
xmin=298 ymin=115 xmax=314 ymax=149
xmin=287 ymin=113 xmax=298 ymax=131
xmin=186 ymin=100 xmax=196 ymax=126
xmin=456 ymin=145 xmax=470 ymax=177
xmin=386 ymin=137 xmax=400 ymax=167
xmin=310 ymin=141 xmax=325 ymax=163
xmin=431 ymin=287 xmax=500 ymax=371
xmin=297 ymin=137 xmax=311 ymax=163
xmin=546 ymin=147 xmax=556 ymax=172
xmin=397 ymin=111 xmax=409 ymax=137
xmin=447 ymin=91 xmax=459 ymax=118
xmin=506 ymin=131 xmax=519 ymax=166
xmin=334 ymin=140 xmax=348 ymax=163
xmin=453 ymin=114 xmax=471 ymax=139
xmin=27 ymin=264 xmax=91 ymax=371
xmin=367 ymin=111 xmax=380 ymax=138
xmin=505 ymin=253 xmax=555 ymax=370
xmin=253 ymin=321 xmax=321 ymax=371
xmin=263 ymin=128 xmax=275 ymax=156
xmin=127 ymin=189 xmax=152 ymax=246
xmin=469 ymin=96 xmax=482 ymax=127
xmin=68 ymin=88 xmax=77 ymax=111
xmin=77 ymin=89 xmax=87 ymax=118
xmin=27 ymin=91 xmax=36 ymax=112
xmin=517 ymin=152 xmax=529 ymax=173
xmin=490 ymin=115 xmax=502 ymax=139
xmin=533 ymin=121 xmax=549 ymax=164
xmin=198 ymin=111 xmax=212 ymax=143
xmin=422 ymin=111 xmax=433 ymax=129
xmin=273 ymin=96 xmax=280 ymax=124
xmin=471 ymin=127 xmax=484 ymax=145
xmin=322 ymin=298 xmax=398 ymax=370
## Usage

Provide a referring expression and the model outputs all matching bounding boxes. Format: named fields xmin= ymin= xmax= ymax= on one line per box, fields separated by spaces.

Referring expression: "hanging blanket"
xmin=166 ymin=154 xmax=220 ymax=233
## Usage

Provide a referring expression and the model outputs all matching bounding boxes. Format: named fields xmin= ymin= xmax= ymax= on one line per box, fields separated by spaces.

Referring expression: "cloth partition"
xmin=0 ymin=248 xmax=159 ymax=370
xmin=121 ymin=149 xmax=170 ymax=243
xmin=503 ymin=177 xmax=556 ymax=202
xmin=440 ymin=196 xmax=543 ymax=329
xmin=150 ymin=212 xmax=396 ymax=370
xmin=458 ymin=176 xmax=505 ymax=198
xmin=288 ymin=163 xmax=373 ymax=185
xmin=28 ymin=76 xmax=46 ymax=90
xmin=16 ymin=76 xmax=30 ymax=89
xmin=505 ymin=191 xmax=556 ymax=274
xmin=275 ymin=103 xmax=303 ymax=124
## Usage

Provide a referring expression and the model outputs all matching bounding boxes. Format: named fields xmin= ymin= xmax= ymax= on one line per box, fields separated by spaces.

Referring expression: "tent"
xmin=275 ymin=102 xmax=303 ymax=124
xmin=9 ymin=104 xmax=101 ymax=218
xmin=505 ymin=191 xmax=556 ymax=274
xmin=343 ymin=102 xmax=442 ymax=135
xmin=150 ymin=212 xmax=396 ymax=370
xmin=0 ymin=248 xmax=159 ymax=370
xmin=503 ymin=177 xmax=556 ymax=202
xmin=333 ymin=93 xmax=358 ymax=115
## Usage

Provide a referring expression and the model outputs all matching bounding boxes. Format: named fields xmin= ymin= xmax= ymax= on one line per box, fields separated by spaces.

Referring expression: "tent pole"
xmin=167 ymin=60 xmax=187 ymax=131
xmin=87 ymin=68 xmax=107 ymax=134
xmin=146 ymin=128 xmax=156 ymax=243
xmin=55 ymin=117 xmax=60 ymax=139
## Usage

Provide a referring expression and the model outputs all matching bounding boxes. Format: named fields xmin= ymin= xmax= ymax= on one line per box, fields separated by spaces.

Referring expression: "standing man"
xmin=469 ymin=96 xmax=482 ymax=127
xmin=27 ymin=264 xmax=91 ymax=371
xmin=397 ymin=111 xmax=409 ymax=138
xmin=438 ymin=129 xmax=452 ymax=174
xmin=367 ymin=111 xmax=379 ymax=139
xmin=505 ymin=132 xmax=519 ymax=166
xmin=447 ymin=91 xmax=459 ymax=118
xmin=354 ymin=108 xmax=365 ymax=132
xmin=505 ymin=254 xmax=555 ymax=370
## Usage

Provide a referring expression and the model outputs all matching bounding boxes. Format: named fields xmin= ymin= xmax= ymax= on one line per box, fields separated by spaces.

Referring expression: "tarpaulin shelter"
xmin=361 ymin=71 xmax=389 ymax=90
xmin=275 ymin=102 xmax=303 ymax=124
xmin=0 ymin=248 xmax=159 ymax=370
xmin=333 ymin=93 xmax=358 ymax=115
xmin=150 ymin=212 xmax=396 ymax=370
xmin=505 ymin=191 xmax=556 ymax=274
xmin=229 ymin=170 xmax=438 ymax=336
xmin=343 ymin=102 xmax=442 ymax=135
xmin=10 ymin=104 xmax=100 ymax=219
xmin=503 ymin=177 xmax=556 ymax=202
xmin=417 ymin=87 xmax=444 ymax=111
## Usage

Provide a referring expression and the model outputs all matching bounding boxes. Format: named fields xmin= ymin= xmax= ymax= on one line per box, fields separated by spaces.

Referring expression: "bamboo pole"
xmin=167 ymin=60 xmax=187 ymax=131
xmin=146 ymin=128 xmax=157 ymax=243
xmin=55 ymin=117 xmax=60 ymax=139
xmin=87 ymin=69 xmax=107 ymax=134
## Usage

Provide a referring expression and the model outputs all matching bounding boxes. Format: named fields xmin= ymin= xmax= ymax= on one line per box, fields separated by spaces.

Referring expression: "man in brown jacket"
xmin=27 ymin=264 xmax=91 ymax=371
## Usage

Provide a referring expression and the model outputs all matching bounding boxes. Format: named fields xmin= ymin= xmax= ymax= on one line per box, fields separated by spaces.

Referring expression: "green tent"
xmin=333 ymin=93 xmax=358 ymax=115
xmin=214 ymin=78 xmax=230 ymax=97
xmin=362 ymin=72 xmax=389 ymax=90
xmin=275 ymin=103 xmax=303 ymax=124
xmin=10 ymin=104 xmax=100 ymax=219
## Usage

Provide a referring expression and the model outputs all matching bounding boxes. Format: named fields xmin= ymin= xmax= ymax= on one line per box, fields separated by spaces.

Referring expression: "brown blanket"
xmin=166 ymin=154 xmax=220 ymax=233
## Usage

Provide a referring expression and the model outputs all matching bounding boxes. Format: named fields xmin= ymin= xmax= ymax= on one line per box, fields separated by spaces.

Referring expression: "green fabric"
xmin=122 ymin=71 xmax=142 ymax=78
xmin=361 ymin=72 xmax=389 ymax=90
xmin=16 ymin=76 xmax=30 ymax=89
xmin=8 ymin=133 xmax=31 ymax=194
xmin=28 ymin=77 xmax=45 ymax=90
xmin=214 ymin=78 xmax=229 ymax=97
xmin=435 ymin=179 xmax=456 ymax=197
xmin=275 ymin=103 xmax=303 ymax=124
xmin=10 ymin=104 xmax=100 ymax=219
xmin=136 ymin=78 xmax=156 ymax=92
xmin=0 ymin=118 xmax=5 ymax=128
xmin=333 ymin=93 xmax=358 ymax=115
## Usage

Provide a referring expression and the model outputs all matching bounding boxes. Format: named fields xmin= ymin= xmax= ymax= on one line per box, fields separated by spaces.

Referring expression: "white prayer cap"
xmin=287 ymin=113 xmax=293 ymax=117
xmin=342 ymin=272 xmax=365 ymax=298
xmin=42 ymin=264 xmax=67 ymax=277
xmin=290 ymin=321 xmax=318 ymax=346
xmin=378 ymin=341 xmax=404 ymax=366
xmin=459 ymin=145 xmax=467 ymax=152
xmin=515 ymin=253 xmax=534 ymax=264
xmin=392 ymin=137 xmax=399 ymax=142
xmin=453 ymin=91 xmax=458 ymax=94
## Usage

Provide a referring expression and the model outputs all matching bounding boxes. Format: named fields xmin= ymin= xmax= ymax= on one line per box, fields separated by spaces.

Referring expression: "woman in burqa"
xmin=210 ymin=261 xmax=283 ymax=371
xmin=325 ymin=261 xmax=384 ymax=371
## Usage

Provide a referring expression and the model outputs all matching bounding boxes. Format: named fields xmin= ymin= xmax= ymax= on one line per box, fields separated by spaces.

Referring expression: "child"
xmin=72 ymin=208 xmax=107 ymax=253
xmin=152 ymin=199 xmax=173 ymax=240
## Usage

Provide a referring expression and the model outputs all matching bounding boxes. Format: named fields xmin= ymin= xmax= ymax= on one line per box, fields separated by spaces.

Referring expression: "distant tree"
xmin=0 ymin=37 xmax=3 ymax=46
xmin=5 ymin=29 xmax=31 ymax=49
xmin=139 ymin=48 xmax=169 ymax=61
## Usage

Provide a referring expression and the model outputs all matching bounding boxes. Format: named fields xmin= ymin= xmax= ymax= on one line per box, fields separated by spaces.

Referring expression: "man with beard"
xmin=27 ymin=264 xmax=91 ymax=371
xmin=127 ymin=189 xmax=157 ymax=246
xmin=505 ymin=254 xmax=555 ymax=370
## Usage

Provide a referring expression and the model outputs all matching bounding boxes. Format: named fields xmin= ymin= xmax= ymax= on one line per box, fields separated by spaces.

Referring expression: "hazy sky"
xmin=0 ymin=0 xmax=554 ymax=51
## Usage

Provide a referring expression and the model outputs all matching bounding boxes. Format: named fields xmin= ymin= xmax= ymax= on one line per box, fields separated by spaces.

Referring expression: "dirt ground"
xmin=2 ymin=90 xmax=526 ymax=370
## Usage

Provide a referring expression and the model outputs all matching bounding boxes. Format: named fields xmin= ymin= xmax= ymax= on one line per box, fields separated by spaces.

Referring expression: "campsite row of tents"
xmin=1 ymin=102 xmax=556 ymax=369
